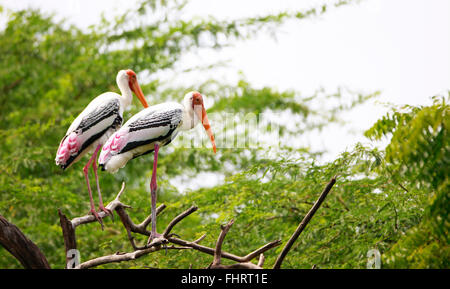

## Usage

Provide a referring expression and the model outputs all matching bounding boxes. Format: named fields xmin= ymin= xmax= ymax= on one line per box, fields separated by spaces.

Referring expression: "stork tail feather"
xmin=55 ymin=131 xmax=80 ymax=169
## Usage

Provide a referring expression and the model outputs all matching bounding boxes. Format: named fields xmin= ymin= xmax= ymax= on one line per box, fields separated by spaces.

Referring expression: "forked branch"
xmin=208 ymin=219 xmax=279 ymax=269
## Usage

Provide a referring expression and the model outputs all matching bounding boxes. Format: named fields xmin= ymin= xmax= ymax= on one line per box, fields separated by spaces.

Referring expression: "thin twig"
xmin=336 ymin=194 xmax=349 ymax=211
xmin=273 ymin=176 xmax=337 ymax=269
xmin=398 ymin=183 xmax=409 ymax=193
xmin=117 ymin=203 xmax=167 ymax=249
xmin=71 ymin=182 xmax=127 ymax=228
xmin=208 ymin=220 xmax=279 ymax=269
xmin=168 ymin=235 xmax=281 ymax=264
xmin=162 ymin=206 xmax=198 ymax=237
xmin=192 ymin=233 xmax=207 ymax=244
xmin=58 ymin=209 xmax=77 ymax=268
xmin=138 ymin=204 xmax=167 ymax=229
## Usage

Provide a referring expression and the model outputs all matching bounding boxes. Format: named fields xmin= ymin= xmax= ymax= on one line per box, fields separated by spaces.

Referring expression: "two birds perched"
xmin=55 ymin=69 xmax=216 ymax=241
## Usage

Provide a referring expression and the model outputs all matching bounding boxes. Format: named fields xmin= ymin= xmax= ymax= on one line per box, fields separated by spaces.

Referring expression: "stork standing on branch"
xmin=99 ymin=91 xmax=216 ymax=243
xmin=55 ymin=70 xmax=149 ymax=227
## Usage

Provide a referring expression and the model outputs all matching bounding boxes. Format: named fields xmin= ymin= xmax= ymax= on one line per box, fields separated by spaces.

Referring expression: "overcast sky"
xmin=3 ymin=0 xmax=450 ymax=162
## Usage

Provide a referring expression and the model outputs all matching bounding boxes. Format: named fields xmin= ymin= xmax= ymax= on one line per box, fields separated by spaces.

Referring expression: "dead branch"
xmin=162 ymin=206 xmax=198 ymax=237
xmin=71 ymin=182 xmax=128 ymax=228
xmin=58 ymin=182 xmax=129 ymax=266
xmin=58 ymin=184 xmax=281 ymax=269
xmin=257 ymin=254 xmax=265 ymax=267
xmin=76 ymin=244 xmax=191 ymax=269
xmin=208 ymin=219 xmax=278 ymax=269
xmin=114 ymin=201 xmax=281 ymax=265
xmin=168 ymin=236 xmax=281 ymax=264
xmin=3 ymin=173 xmax=339 ymax=269
xmin=0 ymin=215 xmax=50 ymax=269
xmin=273 ymin=176 xmax=337 ymax=269
xmin=116 ymin=204 xmax=167 ymax=250
xmin=58 ymin=209 xmax=77 ymax=268
xmin=212 ymin=219 xmax=234 ymax=267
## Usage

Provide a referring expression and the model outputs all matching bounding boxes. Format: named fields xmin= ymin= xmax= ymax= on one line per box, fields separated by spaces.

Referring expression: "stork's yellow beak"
xmin=195 ymin=104 xmax=216 ymax=153
xmin=130 ymin=78 xmax=149 ymax=108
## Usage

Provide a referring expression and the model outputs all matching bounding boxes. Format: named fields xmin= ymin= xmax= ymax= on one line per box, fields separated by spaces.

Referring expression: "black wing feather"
xmin=120 ymin=108 xmax=182 ymax=155
xmin=128 ymin=109 xmax=182 ymax=132
xmin=61 ymin=98 xmax=122 ymax=170
xmin=78 ymin=98 xmax=121 ymax=133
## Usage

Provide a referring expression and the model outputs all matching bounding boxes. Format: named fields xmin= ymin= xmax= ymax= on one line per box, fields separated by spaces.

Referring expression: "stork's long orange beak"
xmin=130 ymin=79 xmax=149 ymax=108
xmin=196 ymin=105 xmax=216 ymax=153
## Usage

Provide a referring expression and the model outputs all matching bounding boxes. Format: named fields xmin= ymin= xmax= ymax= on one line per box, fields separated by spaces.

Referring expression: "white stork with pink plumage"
xmin=55 ymin=69 xmax=149 ymax=227
xmin=99 ymin=91 xmax=216 ymax=243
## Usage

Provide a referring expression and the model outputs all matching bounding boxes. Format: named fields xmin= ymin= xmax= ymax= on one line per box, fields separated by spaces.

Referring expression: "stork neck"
xmin=117 ymin=79 xmax=133 ymax=108
xmin=181 ymin=101 xmax=199 ymax=130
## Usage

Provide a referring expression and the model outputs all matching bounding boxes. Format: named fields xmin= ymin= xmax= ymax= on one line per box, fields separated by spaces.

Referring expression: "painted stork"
xmin=98 ymin=91 xmax=216 ymax=242
xmin=55 ymin=69 xmax=149 ymax=227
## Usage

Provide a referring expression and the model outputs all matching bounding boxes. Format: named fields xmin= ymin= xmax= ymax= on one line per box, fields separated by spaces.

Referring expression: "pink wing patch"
xmin=99 ymin=129 xmax=129 ymax=164
xmin=55 ymin=131 xmax=80 ymax=165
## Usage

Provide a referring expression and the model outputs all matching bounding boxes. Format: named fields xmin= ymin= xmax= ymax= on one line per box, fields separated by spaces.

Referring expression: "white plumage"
xmin=98 ymin=91 xmax=216 ymax=242
xmin=99 ymin=102 xmax=186 ymax=173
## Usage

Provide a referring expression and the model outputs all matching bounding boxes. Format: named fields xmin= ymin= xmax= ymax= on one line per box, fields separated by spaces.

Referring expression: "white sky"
xmin=3 ymin=0 xmax=450 ymax=165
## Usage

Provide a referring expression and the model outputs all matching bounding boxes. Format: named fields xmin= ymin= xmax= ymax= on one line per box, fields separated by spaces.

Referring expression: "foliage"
xmin=0 ymin=0 xmax=448 ymax=269
xmin=365 ymin=96 xmax=449 ymax=268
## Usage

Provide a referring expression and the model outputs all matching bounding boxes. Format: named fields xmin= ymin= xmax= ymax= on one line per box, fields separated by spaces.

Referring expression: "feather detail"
xmin=55 ymin=94 xmax=123 ymax=170
xmin=99 ymin=103 xmax=184 ymax=173
xmin=55 ymin=131 xmax=80 ymax=167
xmin=98 ymin=128 xmax=129 ymax=165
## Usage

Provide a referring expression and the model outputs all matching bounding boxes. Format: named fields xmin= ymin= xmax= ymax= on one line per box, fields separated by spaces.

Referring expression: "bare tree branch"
xmin=3 ymin=173 xmax=339 ymax=270
xmin=57 ymin=184 xmax=281 ymax=269
xmin=168 ymin=236 xmax=281 ymax=264
xmin=273 ymin=176 xmax=337 ymax=269
xmin=116 ymin=204 xmax=167 ymax=249
xmin=257 ymin=254 xmax=265 ymax=267
xmin=58 ymin=175 xmax=336 ymax=269
xmin=162 ymin=206 xmax=198 ymax=237
xmin=211 ymin=262 xmax=263 ymax=269
xmin=192 ymin=233 xmax=207 ymax=244
xmin=212 ymin=219 xmax=234 ymax=267
xmin=208 ymin=219 xmax=280 ymax=269
xmin=76 ymin=244 xmax=192 ymax=269
xmin=71 ymin=182 xmax=128 ymax=228
xmin=137 ymin=204 xmax=167 ymax=229
xmin=58 ymin=209 xmax=77 ymax=268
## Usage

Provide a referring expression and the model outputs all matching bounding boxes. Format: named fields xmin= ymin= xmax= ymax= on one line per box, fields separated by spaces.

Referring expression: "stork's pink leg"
xmin=147 ymin=143 xmax=161 ymax=244
xmin=83 ymin=146 xmax=104 ymax=230
xmin=92 ymin=145 xmax=113 ymax=220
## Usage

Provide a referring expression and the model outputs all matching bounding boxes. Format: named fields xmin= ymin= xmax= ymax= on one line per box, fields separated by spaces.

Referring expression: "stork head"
xmin=116 ymin=69 xmax=149 ymax=108
xmin=184 ymin=91 xmax=216 ymax=153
